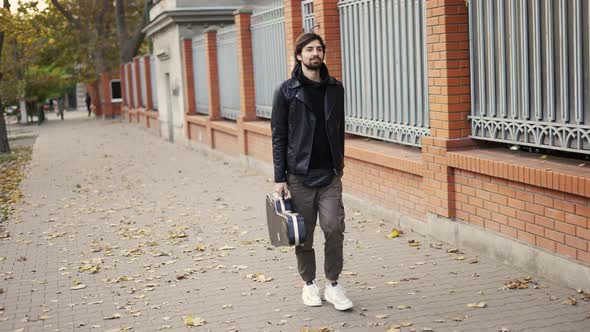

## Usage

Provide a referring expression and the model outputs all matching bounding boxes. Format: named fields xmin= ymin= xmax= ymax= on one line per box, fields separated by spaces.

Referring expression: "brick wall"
xmin=455 ymin=169 xmax=590 ymax=264
xmin=344 ymin=158 xmax=426 ymax=221
xmin=188 ymin=123 xmax=209 ymax=146
xmin=284 ymin=0 xmax=303 ymax=75
xmin=212 ymin=130 xmax=239 ymax=156
xmin=314 ymin=0 xmax=342 ymax=81
xmin=245 ymin=131 xmax=272 ymax=163
xmin=182 ymin=39 xmax=196 ymax=115
xmin=205 ymin=28 xmax=221 ymax=120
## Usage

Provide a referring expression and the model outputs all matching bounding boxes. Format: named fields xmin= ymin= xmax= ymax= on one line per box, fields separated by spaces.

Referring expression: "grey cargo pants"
xmin=287 ymin=173 xmax=346 ymax=282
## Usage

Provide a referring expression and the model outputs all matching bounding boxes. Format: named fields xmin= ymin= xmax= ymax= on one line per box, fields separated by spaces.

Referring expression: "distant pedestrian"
xmin=56 ymin=97 xmax=64 ymax=120
xmin=85 ymin=93 xmax=92 ymax=117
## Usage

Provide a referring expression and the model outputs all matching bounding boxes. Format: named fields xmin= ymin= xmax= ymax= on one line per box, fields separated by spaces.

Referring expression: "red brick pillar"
xmin=126 ymin=64 xmax=134 ymax=110
xmin=120 ymin=64 xmax=126 ymax=107
xmin=235 ymin=7 xmax=257 ymax=156
xmin=284 ymin=0 xmax=303 ymax=75
xmin=235 ymin=8 xmax=256 ymax=122
xmin=422 ymin=0 xmax=474 ymax=219
xmin=134 ymin=57 xmax=143 ymax=116
xmin=144 ymin=56 xmax=153 ymax=111
xmin=182 ymin=39 xmax=196 ymax=115
xmin=314 ymin=0 xmax=342 ymax=81
xmin=204 ymin=27 xmax=221 ymax=121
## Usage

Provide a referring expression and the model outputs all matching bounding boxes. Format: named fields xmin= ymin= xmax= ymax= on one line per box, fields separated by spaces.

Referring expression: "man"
xmin=271 ymin=33 xmax=352 ymax=311
xmin=85 ymin=93 xmax=92 ymax=117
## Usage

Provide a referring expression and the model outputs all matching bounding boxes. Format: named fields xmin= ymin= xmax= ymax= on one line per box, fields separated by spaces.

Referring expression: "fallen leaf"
xmin=70 ymin=284 xmax=87 ymax=290
xmin=386 ymin=229 xmax=400 ymax=239
xmin=467 ymin=301 xmax=487 ymax=308
xmin=103 ymin=313 xmax=121 ymax=320
xmin=38 ymin=314 xmax=50 ymax=320
xmin=562 ymin=297 xmax=577 ymax=306
xmin=397 ymin=304 xmax=411 ymax=309
xmin=375 ymin=314 xmax=389 ymax=319
xmin=469 ymin=258 xmax=478 ymax=264
xmin=184 ymin=315 xmax=206 ymax=327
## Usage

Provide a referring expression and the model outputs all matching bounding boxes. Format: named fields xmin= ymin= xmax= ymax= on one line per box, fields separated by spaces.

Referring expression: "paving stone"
xmin=0 ymin=112 xmax=588 ymax=331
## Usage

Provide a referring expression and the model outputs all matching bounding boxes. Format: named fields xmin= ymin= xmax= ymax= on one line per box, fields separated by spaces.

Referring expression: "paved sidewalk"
xmin=0 ymin=111 xmax=589 ymax=332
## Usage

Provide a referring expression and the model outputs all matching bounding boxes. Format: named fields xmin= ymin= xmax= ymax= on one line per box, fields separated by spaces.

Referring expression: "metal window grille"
xmin=192 ymin=36 xmax=209 ymax=115
xmin=338 ymin=0 xmax=429 ymax=147
xmin=469 ymin=0 xmax=590 ymax=154
xmin=251 ymin=0 xmax=288 ymax=119
xmin=139 ymin=57 xmax=147 ymax=107
xmin=150 ymin=55 xmax=158 ymax=110
xmin=217 ymin=25 xmax=241 ymax=121
xmin=302 ymin=0 xmax=315 ymax=32
xmin=131 ymin=62 xmax=138 ymax=108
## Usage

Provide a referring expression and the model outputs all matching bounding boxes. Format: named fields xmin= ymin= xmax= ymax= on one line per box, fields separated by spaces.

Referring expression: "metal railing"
xmin=251 ymin=0 xmax=288 ymax=119
xmin=338 ymin=0 xmax=429 ymax=147
xmin=139 ymin=57 xmax=147 ymax=107
xmin=217 ymin=25 xmax=241 ymax=120
xmin=469 ymin=0 xmax=590 ymax=154
xmin=192 ymin=36 xmax=209 ymax=115
xmin=150 ymin=55 xmax=158 ymax=110
xmin=131 ymin=62 xmax=138 ymax=108
xmin=302 ymin=0 xmax=315 ymax=32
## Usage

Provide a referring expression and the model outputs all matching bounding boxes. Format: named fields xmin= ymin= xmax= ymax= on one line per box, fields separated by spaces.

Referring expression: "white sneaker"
xmin=302 ymin=282 xmax=322 ymax=306
xmin=324 ymin=282 xmax=353 ymax=311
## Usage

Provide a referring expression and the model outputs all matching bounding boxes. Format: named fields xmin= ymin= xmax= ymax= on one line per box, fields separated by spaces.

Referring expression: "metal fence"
xmin=303 ymin=0 xmax=315 ymax=32
xmin=251 ymin=0 xmax=288 ymax=119
xmin=150 ymin=55 xmax=158 ymax=110
xmin=139 ymin=57 xmax=147 ymax=107
xmin=338 ymin=0 xmax=429 ymax=147
xmin=469 ymin=0 xmax=590 ymax=154
xmin=131 ymin=62 xmax=138 ymax=108
xmin=217 ymin=25 xmax=241 ymax=120
xmin=192 ymin=36 xmax=209 ymax=115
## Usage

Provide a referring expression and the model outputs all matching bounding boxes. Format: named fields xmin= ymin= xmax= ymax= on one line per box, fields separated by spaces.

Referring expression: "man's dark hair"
xmin=294 ymin=32 xmax=326 ymax=65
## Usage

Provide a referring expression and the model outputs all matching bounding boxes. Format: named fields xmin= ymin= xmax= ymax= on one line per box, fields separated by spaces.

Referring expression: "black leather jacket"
xmin=271 ymin=65 xmax=345 ymax=183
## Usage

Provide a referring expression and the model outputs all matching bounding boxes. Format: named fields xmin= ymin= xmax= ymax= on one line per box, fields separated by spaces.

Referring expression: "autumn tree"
xmin=0 ymin=0 xmax=10 ymax=153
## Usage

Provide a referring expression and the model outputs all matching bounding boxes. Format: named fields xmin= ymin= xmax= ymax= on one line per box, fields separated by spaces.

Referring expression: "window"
xmin=111 ymin=80 xmax=122 ymax=102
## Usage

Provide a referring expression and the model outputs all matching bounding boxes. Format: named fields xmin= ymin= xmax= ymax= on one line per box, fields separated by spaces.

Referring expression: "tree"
xmin=50 ymin=0 xmax=148 ymax=72
xmin=49 ymin=0 xmax=148 ymax=114
xmin=116 ymin=0 xmax=149 ymax=63
xmin=0 ymin=0 xmax=12 ymax=153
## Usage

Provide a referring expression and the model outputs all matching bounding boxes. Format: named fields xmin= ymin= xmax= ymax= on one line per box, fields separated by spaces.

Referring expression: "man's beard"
xmin=303 ymin=57 xmax=323 ymax=70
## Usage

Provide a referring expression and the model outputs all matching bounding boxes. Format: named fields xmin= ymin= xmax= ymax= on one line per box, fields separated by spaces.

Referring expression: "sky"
xmin=8 ymin=0 xmax=48 ymax=13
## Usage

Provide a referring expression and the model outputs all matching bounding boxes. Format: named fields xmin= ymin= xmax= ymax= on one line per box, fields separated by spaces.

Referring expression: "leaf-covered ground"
xmin=0 ymin=148 xmax=31 ymax=228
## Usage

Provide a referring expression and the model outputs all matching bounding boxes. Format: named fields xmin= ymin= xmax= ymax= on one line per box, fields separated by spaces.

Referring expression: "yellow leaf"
xmin=184 ymin=315 xmax=205 ymax=326
xmin=386 ymin=229 xmax=400 ymax=239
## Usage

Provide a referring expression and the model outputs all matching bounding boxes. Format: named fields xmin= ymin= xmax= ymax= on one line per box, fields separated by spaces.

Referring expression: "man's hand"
xmin=275 ymin=182 xmax=290 ymax=197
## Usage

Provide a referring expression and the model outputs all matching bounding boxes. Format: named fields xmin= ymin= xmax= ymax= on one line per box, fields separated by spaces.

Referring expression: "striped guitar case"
xmin=265 ymin=192 xmax=306 ymax=247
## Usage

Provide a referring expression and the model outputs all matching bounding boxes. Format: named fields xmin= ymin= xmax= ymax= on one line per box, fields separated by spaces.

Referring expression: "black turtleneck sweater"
xmin=295 ymin=65 xmax=334 ymax=171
